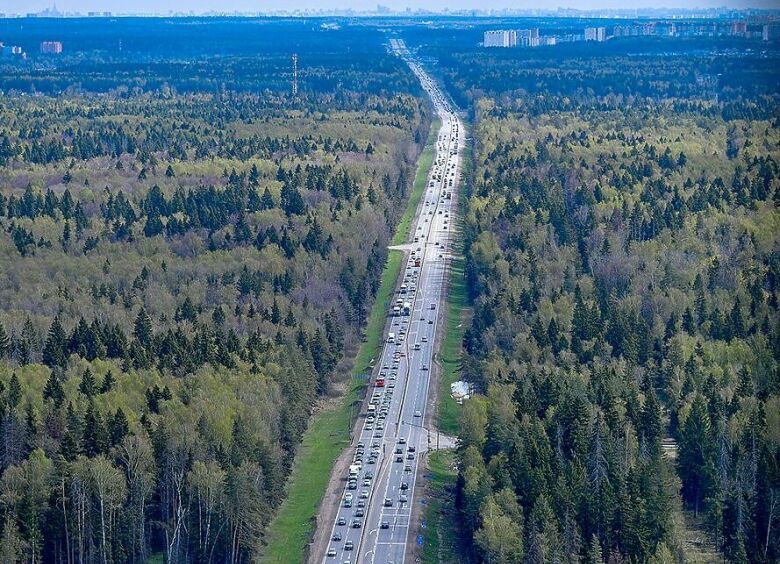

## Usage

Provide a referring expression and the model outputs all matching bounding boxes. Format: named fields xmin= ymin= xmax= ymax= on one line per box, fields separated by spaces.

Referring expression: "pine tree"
xmin=588 ymin=534 xmax=604 ymax=563
xmin=42 ymin=316 xmax=68 ymax=368
xmin=271 ymin=299 xmax=281 ymax=325
xmin=82 ymin=400 xmax=107 ymax=456
xmin=108 ymin=408 xmax=129 ymax=447
xmin=100 ymin=370 xmax=115 ymax=393
xmin=8 ymin=373 xmax=21 ymax=409
xmin=43 ymin=372 xmax=65 ymax=408
xmin=677 ymin=394 xmax=716 ymax=514
xmin=79 ymin=368 xmax=96 ymax=398
xmin=728 ymin=297 xmax=746 ymax=340
xmin=134 ymin=307 xmax=153 ymax=347
xmin=0 ymin=322 xmax=10 ymax=358
xmin=640 ymin=386 xmax=662 ymax=455
xmin=261 ymin=187 xmax=275 ymax=209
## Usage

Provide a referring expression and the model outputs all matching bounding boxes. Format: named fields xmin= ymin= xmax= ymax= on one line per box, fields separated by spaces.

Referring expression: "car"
xmin=396 ymin=455 xmax=403 ymax=462
xmin=332 ymin=532 xmax=342 ymax=541
xmin=395 ymin=447 xmax=403 ymax=454
xmin=384 ymin=497 xmax=393 ymax=507
xmin=400 ymin=494 xmax=408 ymax=503
xmin=355 ymin=508 xmax=364 ymax=517
xmin=344 ymin=541 xmax=354 ymax=551
xmin=400 ymin=482 xmax=409 ymax=490
xmin=358 ymin=500 xmax=366 ymax=508
xmin=408 ymin=446 xmax=416 ymax=453
xmin=404 ymin=465 xmax=412 ymax=473
xmin=414 ymin=409 xmax=422 ymax=417
xmin=361 ymin=489 xmax=369 ymax=499
xmin=407 ymin=453 xmax=415 ymax=460
xmin=327 ymin=548 xmax=337 ymax=558
xmin=352 ymin=519 xmax=362 ymax=529
xmin=381 ymin=521 xmax=390 ymax=529
xmin=337 ymin=517 xmax=347 ymax=526
xmin=421 ymin=336 xmax=428 ymax=343
xmin=399 ymin=437 xmax=407 ymax=444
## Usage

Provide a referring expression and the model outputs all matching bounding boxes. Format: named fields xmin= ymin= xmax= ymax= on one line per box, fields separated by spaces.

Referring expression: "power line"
xmin=292 ymin=53 xmax=298 ymax=96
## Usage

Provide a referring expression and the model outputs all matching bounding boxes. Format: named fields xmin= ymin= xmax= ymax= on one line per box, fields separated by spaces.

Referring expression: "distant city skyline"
xmin=3 ymin=0 xmax=780 ymax=16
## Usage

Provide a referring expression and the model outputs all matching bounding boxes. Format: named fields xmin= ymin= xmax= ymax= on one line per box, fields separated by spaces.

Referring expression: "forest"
xmin=0 ymin=18 xmax=429 ymax=562
xmin=421 ymin=32 xmax=780 ymax=563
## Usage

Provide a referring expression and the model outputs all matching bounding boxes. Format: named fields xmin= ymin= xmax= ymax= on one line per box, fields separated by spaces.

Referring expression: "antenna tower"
xmin=292 ymin=53 xmax=298 ymax=96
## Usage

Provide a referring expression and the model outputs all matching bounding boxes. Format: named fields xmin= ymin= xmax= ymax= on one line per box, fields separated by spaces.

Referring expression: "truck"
xmin=403 ymin=302 xmax=412 ymax=316
xmin=349 ymin=464 xmax=361 ymax=479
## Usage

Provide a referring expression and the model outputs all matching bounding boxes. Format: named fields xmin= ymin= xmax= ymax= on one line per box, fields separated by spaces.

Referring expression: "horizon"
xmin=4 ymin=0 xmax=780 ymax=17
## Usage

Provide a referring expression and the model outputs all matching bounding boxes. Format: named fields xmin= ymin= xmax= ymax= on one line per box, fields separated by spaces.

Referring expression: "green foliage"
xmin=443 ymin=34 xmax=780 ymax=564
xmin=0 ymin=19 xmax=432 ymax=563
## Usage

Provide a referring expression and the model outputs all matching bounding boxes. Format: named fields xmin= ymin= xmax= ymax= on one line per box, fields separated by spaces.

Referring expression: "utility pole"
xmin=292 ymin=53 xmax=298 ymax=96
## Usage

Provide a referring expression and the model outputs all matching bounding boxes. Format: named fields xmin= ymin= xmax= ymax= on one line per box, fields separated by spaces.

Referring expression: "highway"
xmin=322 ymin=39 xmax=464 ymax=564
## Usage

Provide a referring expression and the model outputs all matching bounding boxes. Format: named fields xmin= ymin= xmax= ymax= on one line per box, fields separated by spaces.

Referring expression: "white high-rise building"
xmin=585 ymin=26 xmax=607 ymax=42
xmin=484 ymin=30 xmax=513 ymax=48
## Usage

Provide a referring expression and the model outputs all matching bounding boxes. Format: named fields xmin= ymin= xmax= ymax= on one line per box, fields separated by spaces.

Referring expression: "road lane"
xmin=322 ymin=39 xmax=463 ymax=564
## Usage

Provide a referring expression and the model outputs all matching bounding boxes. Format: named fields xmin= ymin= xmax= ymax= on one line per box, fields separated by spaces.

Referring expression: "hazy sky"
xmin=3 ymin=0 xmax=777 ymax=13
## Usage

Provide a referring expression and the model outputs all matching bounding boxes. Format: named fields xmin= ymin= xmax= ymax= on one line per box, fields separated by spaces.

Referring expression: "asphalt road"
xmin=322 ymin=40 xmax=464 ymax=564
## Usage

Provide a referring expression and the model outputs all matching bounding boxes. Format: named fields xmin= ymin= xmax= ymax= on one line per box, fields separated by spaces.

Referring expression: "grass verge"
xmin=419 ymin=450 xmax=467 ymax=564
xmin=392 ymin=118 xmax=440 ymax=246
xmin=261 ymin=116 xmax=439 ymax=564
xmin=436 ymin=252 xmax=466 ymax=436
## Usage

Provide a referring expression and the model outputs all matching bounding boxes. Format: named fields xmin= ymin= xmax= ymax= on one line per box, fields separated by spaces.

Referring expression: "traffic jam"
xmin=325 ymin=49 xmax=461 ymax=564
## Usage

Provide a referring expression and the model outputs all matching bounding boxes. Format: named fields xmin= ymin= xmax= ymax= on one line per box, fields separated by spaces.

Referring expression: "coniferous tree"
xmin=134 ymin=307 xmax=153 ymax=347
xmin=0 ymin=322 xmax=10 ymax=359
xmin=42 ymin=372 xmax=65 ymax=408
xmin=79 ymin=368 xmax=97 ymax=398
xmin=42 ymin=316 xmax=68 ymax=368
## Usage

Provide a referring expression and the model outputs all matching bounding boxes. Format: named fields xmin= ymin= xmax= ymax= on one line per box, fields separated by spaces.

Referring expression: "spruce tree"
xmin=42 ymin=372 xmax=65 ymax=408
xmin=42 ymin=316 xmax=68 ymax=368
xmin=79 ymin=368 xmax=96 ymax=398
xmin=82 ymin=401 xmax=107 ymax=456
xmin=134 ymin=307 xmax=153 ymax=347
xmin=0 ymin=322 xmax=10 ymax=358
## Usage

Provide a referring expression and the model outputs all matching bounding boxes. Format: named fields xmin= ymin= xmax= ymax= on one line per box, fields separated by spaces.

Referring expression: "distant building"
xmin=40 ymin=41 xmax=63 ymax=54
xmin=1 ymin=45 xmax=23 ymax=57
xmin=517 ymin=28 xmax=540 ymax=47
xmin=731 ymin=22 xmax=747 ymax=36
xmin=539 ymin=36 xmax=557 ymax=46
xmin=764 ymin=24 xmax=780 ymax=41
xmin=484 ymin=30 xmax=512 ymax=48
xmin=585 ymin=26 xmax=607 ymax=42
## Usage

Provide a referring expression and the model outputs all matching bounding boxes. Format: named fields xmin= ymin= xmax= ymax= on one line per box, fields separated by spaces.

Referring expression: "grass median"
xmin=261 ymin=117 xmax=438 ymax=564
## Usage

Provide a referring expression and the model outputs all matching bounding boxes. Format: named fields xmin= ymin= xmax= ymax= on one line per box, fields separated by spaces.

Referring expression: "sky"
xmin=2 ymin=0 xmax=777 ymax=14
